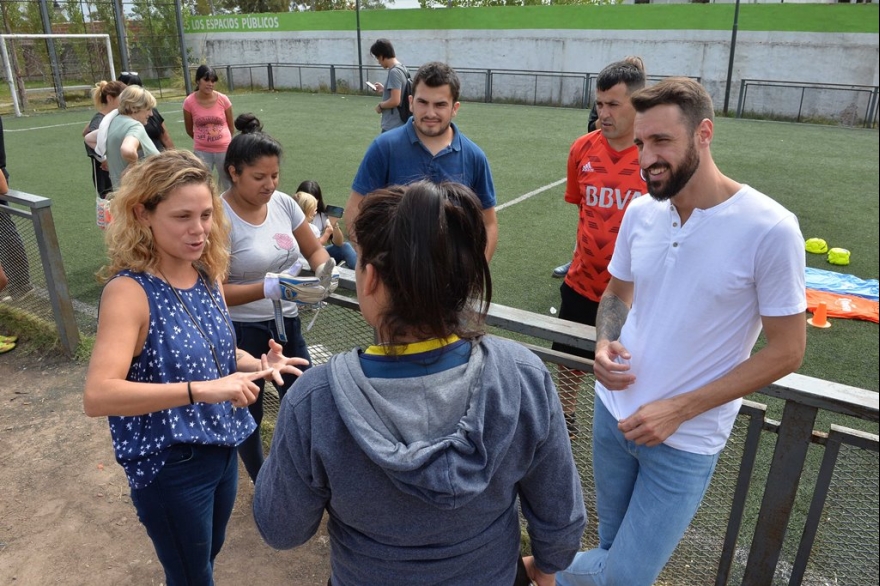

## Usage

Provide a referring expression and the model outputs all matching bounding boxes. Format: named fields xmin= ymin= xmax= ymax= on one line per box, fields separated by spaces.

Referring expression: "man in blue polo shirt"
xmin=344 ymin=61 xmax=499 ymax=260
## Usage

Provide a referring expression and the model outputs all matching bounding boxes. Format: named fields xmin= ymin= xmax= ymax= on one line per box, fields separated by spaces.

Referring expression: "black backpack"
xmin=395 ymin=64 xmax=413 ymax=123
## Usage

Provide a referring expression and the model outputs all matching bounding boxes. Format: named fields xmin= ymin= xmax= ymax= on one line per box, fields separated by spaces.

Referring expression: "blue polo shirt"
xmin=351 ymin=119 xmax=496 ymax=210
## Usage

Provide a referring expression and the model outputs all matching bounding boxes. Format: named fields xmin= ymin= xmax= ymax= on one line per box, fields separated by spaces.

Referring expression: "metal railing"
xmin=0 ymin=191 xmax=79 ymax=355
xmin=266 ymin=275 xmax=878 ymax=585
xmin=736 ymin=79 xmax=880 ymax=128
xmin=197 ymin=62 xmax=701 ymax=112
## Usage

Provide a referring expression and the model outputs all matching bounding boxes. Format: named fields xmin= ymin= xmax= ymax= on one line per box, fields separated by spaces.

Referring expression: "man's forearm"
xmin=596 ymin=293 xmax=629 ymax=343
xmin=342 ymin=191 xmax=363 ymax=242
xmin=481 ymin=207 xmax=498 ymax=262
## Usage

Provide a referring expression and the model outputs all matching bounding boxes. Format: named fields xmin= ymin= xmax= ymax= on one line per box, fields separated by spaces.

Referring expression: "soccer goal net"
xmin=1 ymin=33 xmax=115 ymax=117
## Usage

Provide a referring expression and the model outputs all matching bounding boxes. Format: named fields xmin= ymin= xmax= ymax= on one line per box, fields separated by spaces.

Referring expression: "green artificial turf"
xmin=4 ymin=90 xmax=878 ymax=392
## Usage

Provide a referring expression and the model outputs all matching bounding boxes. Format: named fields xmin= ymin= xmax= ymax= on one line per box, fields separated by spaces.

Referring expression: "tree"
xmin=215 ymin=0 xmax=289 ymax=12
xmin=128 ymin=0 xmax=183 ymax=77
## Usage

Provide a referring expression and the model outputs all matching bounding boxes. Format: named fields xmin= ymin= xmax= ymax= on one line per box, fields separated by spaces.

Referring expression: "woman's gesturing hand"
xmin=195 ymin=369 xmax=273 ymax=408
xmin=261 ymin=338 xmax=310 ymax=385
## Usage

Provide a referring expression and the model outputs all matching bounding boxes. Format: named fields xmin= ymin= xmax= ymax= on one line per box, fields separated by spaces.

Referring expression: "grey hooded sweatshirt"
xmin=254 ymin=335 xmax=586 ymax=585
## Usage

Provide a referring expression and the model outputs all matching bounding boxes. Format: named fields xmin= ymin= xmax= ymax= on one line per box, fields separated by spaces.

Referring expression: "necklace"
xmin=157 ymin=268 xmax=235 ymax=377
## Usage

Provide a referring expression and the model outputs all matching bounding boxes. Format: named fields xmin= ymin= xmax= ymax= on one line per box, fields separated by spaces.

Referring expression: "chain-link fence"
xmin=0 ymin=201 xmax=42 ymax=316
xmin=1 ymin=192 xmax=81 ymax=352
xmin=257 ymin=293 xmax=878 ymax=586
xmin=1 ymin=0 xmax=187 ymax=115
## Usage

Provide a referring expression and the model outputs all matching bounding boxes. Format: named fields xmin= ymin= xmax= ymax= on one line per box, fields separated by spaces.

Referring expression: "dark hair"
xmin=596 ymin=60 xmax=646 ymax=94
xmin=223 ymin=117 xmax=282 ymax=181
xmin=413 ymin=62 xmax=461 ymax=103
xmin=194 ymin=64 xmax=219 ymax=85
xmin=370 ymin=38 xmax=396 ymax=60
xmin=295 ymin=180 xmax=325 ymax=214
xmin=351 ymin=181 xmax=491 ymax=346
xmin=234 ymin=113 xmax=263 ymax=134
xmin=631 ymin=77 xmax=715 ymax=134
xmin=117 ymin=72 xmax=143 ymax=87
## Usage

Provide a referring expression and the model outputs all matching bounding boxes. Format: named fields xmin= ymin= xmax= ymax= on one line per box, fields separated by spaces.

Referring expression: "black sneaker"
xmin=552 ymin=261 xmax=572 ymax=278
xmin=564 ymin=412 xmax=579 ymax=440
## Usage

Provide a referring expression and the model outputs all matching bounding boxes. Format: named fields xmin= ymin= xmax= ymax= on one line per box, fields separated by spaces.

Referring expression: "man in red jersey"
xmin=552 ymin=59 xmax=646 ymax=438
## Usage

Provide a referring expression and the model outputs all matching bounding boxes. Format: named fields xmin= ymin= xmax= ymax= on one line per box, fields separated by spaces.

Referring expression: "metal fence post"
xmin=174 ymin=0 xmax=192 ymax=95
xmin=736 ymin=79 xmax=746 ymax=119
xmin=586 ymin=74 xmax=595 ymax=110
xmin=582 ymin=74 xmax=589 ymax=109
xmin=38 ymin=0 xmax=65 ymax=109
xmin=742 ymin=400 xmax=818 ymax=584
xmin=797 ymin=86 xmax=806 ymax=123
xmin=268 ymin=63 xmax=274 ymax=91
xmin=112 ymin=0 xmax=130 ymax=73
xmin=330 ymin=65 xmax=337 ymax=93
xmin=485 ymin=69 xmax=492 ymax=103
xmin=865 ymin=86 xmax=879 ymax=129
xmin=226 ymin=65 xmax=234 ymax=92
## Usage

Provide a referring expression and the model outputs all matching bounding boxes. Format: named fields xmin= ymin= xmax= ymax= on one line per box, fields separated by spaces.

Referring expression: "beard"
xmin=644 ymin=140 xmax=700 ymax=202
xmin=414 ymin=116 xmax=452 ymax=138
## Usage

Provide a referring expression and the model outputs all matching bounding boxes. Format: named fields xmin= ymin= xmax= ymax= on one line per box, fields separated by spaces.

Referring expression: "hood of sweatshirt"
xmin=328 ymin=340 xmax=521 ymax=510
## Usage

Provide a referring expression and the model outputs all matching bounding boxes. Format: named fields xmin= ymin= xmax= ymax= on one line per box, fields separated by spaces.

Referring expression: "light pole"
xmin=722 ymin=0 xmax=741 ymax=117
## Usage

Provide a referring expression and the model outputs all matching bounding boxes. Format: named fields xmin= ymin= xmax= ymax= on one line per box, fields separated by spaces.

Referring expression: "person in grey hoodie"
xmin=253 ymin=181 xmax=586 ymax=586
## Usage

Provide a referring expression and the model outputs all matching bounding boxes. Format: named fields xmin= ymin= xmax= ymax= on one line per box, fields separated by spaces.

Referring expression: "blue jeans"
xmin=233 ymin=316 xmax=311 ymax=482
xmin=326 ymin=242 xmax=357 ymax=269
xmin=556 ymin=399 xmax=720 ymax=586
xmin=130 ymin=444 xmax=238 ymax=586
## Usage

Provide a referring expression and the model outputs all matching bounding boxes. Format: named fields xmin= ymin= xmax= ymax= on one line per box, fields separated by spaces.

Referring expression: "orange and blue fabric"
xmin=805 ymin=267 xmax=878 ymax=323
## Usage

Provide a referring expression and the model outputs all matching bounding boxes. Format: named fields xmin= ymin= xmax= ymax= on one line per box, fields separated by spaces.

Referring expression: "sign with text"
xmin=185 ymin=14 xmax=284 ymax=33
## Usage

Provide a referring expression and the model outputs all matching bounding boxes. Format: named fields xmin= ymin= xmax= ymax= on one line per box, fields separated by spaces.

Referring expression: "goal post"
xmin=1 ymin=33 xmax=115 ymax=118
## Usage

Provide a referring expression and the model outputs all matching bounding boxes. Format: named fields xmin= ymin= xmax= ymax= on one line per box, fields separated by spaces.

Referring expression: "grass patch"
xmin=0 ymin=304 xmax=93 ymax=361
xmin=4 ymin=91 xmax=878 ymax=394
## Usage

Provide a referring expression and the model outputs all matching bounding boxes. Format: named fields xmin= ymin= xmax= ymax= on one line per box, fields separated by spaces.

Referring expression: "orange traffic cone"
xmin=808 ymin=301 xmax=831 ymax=329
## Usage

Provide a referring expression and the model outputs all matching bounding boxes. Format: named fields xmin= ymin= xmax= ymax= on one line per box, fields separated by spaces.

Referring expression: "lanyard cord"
xmin=157 ymin=268 xmax=234 ymax=377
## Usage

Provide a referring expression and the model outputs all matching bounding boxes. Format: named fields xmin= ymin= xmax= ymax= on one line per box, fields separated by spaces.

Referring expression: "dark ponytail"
xmin=351 ymin=180 xmax=492 ymax=345
xmin=234 ymin=113 xmax=263 ymax=134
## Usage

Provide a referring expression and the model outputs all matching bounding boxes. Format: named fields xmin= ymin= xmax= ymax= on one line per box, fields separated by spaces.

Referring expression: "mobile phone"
xmin=365 ymin=81 xmax=377 ymax=91
xmin=325 ymin=204 xmax=344 ymax=218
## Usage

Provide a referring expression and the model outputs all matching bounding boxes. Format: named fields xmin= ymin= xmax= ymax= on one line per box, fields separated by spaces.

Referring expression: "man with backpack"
xmin=369 ymin=39 xmax=410 ymax=132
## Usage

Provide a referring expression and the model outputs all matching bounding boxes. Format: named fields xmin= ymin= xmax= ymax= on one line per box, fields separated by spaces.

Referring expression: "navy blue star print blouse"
xmin=107 ymin=271 xmax=256 ymax=489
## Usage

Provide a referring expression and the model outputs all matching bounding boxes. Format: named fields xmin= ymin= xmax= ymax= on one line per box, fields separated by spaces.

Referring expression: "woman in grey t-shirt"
xmin=220 ymin=116 xmax=332 ymax=483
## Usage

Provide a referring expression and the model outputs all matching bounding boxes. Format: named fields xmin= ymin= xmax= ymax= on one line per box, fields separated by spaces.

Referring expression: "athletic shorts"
xmin=551 ymin=281 xmax=598 ymax=360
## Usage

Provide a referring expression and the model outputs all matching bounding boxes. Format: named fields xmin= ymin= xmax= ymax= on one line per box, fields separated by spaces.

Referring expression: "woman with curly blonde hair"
xmin=84 ymin=149 xmax=307 ymax=585
xmin=100 ymin=149 xmax=230 ymax=284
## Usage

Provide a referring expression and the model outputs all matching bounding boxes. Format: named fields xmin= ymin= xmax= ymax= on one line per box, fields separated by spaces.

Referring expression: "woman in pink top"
xmin=183 ymin=65 xmax=234 ymax=190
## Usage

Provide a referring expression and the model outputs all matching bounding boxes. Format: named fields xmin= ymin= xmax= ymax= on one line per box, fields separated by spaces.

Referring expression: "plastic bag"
xmin=96 ymin=196 xmax=112 ymax=230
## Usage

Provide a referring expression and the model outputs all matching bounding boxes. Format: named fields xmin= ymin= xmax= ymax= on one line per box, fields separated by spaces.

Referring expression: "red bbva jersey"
xmin=563 ymin=131 xmax=645 ymax=302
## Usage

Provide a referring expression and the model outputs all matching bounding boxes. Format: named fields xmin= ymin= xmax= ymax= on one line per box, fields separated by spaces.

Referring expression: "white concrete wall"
xmin=186 ymin=28 xmax=880 ymax=122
